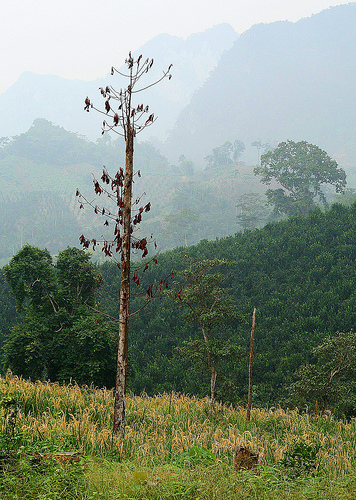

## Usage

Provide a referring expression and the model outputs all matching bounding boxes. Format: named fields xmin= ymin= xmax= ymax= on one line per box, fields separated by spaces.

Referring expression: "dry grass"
xmin=1 ymin=371 xmax=356 ymax=482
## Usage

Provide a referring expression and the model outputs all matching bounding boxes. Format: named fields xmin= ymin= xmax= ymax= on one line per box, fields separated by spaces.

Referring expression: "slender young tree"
xmin=170 ymin=256 xmax=243 ymax=401
xmin=77 ymin=53 xmax=172 ymax=434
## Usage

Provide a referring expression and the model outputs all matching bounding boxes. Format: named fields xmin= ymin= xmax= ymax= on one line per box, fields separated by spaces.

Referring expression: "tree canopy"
xmin=168 ymin=256 xmax=244 ymax=401
xmin=5 ymin=245 xmax=55 ymax=314
xmin=254 ymin=140 xmax=347 ymax=217
xmin=290 ymin=331 xmax=356 ymax=418
xmin=204 ymin=140 xmax=245 ymax=168
xmin=4 ymin=245 xmax=117 ymax=386
xmin=3 ymin=202 xmax=356 ymax=410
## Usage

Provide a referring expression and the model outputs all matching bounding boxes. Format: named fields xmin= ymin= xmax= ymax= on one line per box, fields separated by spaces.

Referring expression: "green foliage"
xmin=290 ymin=331 xmax=356 ymax=417
xmin=254 ymin=140 xmax=347 ymax=217
xmin=4 ymin=245 xmax=55 ymax=313
xmin=168 ymin=256 xmax=243 ymax=401
xmin=56 ymin=247 xmax=99 ymax=312
xmin=3 ymin=202 xmax=356 ymax=405
xmin=176 ymin=445 xmax=215 ymax=466
xmin=179 ymin=338 xmax=244 ymax=367
xmin=0 ymin=454 xmax=86 ymax=500
xmin=174 ymin=257 xmax=240 ymax=328
xmin=279 ymin=440 xmax=321 ymax=478
xmin=3 ymin=246 xmax=116 ymax=387
xmin=55 ymin=314 xmax=117 ymax=388
xmin=178 ymin=338 xmax=245 ymax=405
xmin=120 ymin=202 xmax=356 ymax=406
xmin=4 ymin=314 xmax=55 ymax=380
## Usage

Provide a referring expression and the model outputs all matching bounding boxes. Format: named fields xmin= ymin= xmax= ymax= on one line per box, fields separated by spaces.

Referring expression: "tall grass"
xmin=1 ymin=371 xmax=356 ymax=480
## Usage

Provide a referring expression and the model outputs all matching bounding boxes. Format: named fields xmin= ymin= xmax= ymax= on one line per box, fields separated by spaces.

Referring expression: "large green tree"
xmin=254 ymin=140 xmax=346 ymax=217
xmin=5 ymin=245 xmax=56 ymax=314
xmin=4 ymin=245 xmax=117 ymax=386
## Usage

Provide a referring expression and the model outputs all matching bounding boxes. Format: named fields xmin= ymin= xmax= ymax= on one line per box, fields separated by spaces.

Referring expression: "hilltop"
xmin=0 ymin=24 xmax=237 ymax=143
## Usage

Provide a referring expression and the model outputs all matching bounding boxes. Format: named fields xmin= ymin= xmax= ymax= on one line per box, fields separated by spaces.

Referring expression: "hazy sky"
xmin=0 ymin=0 xmax=352 ymax=95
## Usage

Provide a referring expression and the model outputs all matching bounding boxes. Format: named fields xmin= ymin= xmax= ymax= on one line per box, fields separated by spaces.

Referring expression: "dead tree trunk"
xmin=113 ymin=119 xmax=133 ymax=435
xmin=210 ymin=366 xmax=218 ymax=402
xmin=79 ymin=54 xmax=172 ymax=436
xmin=246 ymin=307 xmax=256 ymax=421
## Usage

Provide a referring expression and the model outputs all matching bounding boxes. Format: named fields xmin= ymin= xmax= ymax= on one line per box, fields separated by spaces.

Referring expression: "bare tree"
xmin=77 ymin=53 xmax=172 ymax=434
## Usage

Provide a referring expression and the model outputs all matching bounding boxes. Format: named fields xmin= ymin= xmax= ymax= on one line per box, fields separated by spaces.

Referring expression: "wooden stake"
xmin=246 ymin=307 xmax=256 ymax=421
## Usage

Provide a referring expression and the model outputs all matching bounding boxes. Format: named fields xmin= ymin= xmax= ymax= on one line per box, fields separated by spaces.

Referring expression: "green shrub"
xmin=279 ymin=440 xmax=321 ymax=477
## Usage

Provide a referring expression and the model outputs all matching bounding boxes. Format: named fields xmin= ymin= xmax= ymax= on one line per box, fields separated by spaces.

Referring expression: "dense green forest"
xmin=2 ymin=202 xmax=356 ymax=411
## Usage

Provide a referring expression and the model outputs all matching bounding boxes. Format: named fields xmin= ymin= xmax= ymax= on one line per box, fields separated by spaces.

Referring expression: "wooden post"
xmin=246 ymin=307 xmax=256 ymax=421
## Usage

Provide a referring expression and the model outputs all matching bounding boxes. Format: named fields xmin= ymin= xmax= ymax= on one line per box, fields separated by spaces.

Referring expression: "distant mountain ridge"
xmin=0 ymin=24 xmax=237 ymax=143
xmin=164 ymin=4 xmax=356 ymax=171
xmin=2 ymin=6 xmax=354 ymax=173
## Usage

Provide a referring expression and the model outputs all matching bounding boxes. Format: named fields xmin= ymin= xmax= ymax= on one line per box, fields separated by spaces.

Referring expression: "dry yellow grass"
xmin=1 ymin=371 xmax=356 ymax=478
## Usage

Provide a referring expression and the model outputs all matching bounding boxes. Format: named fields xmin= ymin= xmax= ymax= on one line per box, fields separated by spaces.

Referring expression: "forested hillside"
xmin=113 ymin=202 xmax=356 ymax=406
xmin=0 ymin=119 xmax=267 ymax=266
xmin=2 ymin=202 xmax=356 ymax=409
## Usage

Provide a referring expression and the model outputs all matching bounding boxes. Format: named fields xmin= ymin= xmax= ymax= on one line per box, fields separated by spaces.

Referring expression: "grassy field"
xmin=1 ymin=372 xmax=356 ymax=499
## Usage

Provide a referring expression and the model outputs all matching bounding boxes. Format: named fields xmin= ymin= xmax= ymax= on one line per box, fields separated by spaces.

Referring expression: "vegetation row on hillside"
xmin=2 ymin=203 xmax=356 ymax=415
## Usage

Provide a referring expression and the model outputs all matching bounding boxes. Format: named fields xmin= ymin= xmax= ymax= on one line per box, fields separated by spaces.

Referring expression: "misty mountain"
xmin=164 ymin=4 xmax=356 ymax=171
xmin=0 ymin=24 xmax=237 ymax=143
